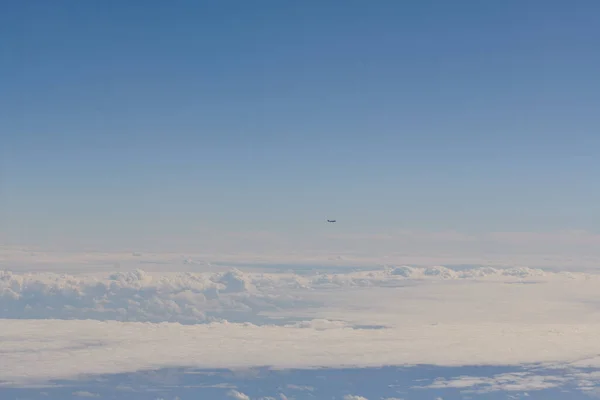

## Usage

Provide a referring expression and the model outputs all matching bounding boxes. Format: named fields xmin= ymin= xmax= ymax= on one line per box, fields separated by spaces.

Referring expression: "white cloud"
xmin=2 ymin=265 xmax=585 ymax=325
xmin=0 ymin=268 xmax=298 ymax=324
xmin=417 ymin=369 xmax=600 ymax=394
xmin=2 ymin=317 xmax=600 ymax=387
xmin=286 ymin=384 xmax=314 ymax=391
xmin=228 ymin=390 xmax=251 ymax=400
xmin=420 ymin=372 xmax=566 ymax=392
xmin=1 ymin=264 xmax=600 ymax=394
xmin=5 ymin=230 xmax=600 ymax=274
xmin=72 ymin=391 xmax=100 ymax=397
xmin=343 ymin=395 xmax=369 ymax=400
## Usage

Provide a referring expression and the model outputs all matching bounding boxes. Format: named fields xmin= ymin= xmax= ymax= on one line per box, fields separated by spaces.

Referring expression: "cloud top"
xmin=0 ymin=265 xmax=584 ymax=324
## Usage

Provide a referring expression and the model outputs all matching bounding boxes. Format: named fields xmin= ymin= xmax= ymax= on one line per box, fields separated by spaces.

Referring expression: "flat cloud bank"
xmin=4 ymin=242 xmax=600 ymax=273
xmin=2 ymin=318 xmax=600 ymax=386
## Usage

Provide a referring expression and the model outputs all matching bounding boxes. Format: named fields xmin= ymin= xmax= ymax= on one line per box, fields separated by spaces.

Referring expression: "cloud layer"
xmin=417 ymin=368 xmax=600 ymax=395
xmin=2 ymin=263 xmax=600 ymax=395
xmin=5 ymin=236 xmax=600 ymax=275
xmin=2 ymin=318 xmax=600 ymax=387
xmin=0 ymin=265 xmax=585 ymax=324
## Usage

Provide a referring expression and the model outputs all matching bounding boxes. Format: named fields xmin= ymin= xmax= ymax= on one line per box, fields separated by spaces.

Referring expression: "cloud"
xmin=0 ymin=268 xmax=303 ymax=324
xmin=1 ymin=265 xmax=581 ymax=325
xmin=417 ymin=369 xmax=600 ymax=394
xmin=228 ymin=390 xmax=251 ymax=400
xmin=286 ymin=384 xmax=314 ymax=391
xmin=420 ymin=372 xmax=566 ymax=392
xmin=1 ymin=264 xmax=600 ymax=392
xmin=343 ymin=395 xmax=369 ymax=400
xmin=2 ymin=317 xmax=600 ymax=387
xmin=6 ymin=230 xmax=600 ymax=274
xmin=72 ymin=391 xmax=100 ymax=397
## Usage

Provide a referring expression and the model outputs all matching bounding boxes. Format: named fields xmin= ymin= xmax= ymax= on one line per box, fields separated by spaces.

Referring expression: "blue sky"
xmin=2 ymin=0 xmax=600 ymax=250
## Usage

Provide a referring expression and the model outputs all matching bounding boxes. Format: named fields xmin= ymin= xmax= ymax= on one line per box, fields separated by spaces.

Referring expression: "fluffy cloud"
xmin=228 ymin=390 xmax=251 ymax=400
xmin=0 ymin=268 xmax=301 ymax=324
xmin=1 ymin=265 xmax=575 ymax=325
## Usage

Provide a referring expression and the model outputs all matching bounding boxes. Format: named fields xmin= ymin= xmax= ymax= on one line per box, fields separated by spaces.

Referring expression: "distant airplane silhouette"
xmin=327 ymin=219 xmax=336 ymax=223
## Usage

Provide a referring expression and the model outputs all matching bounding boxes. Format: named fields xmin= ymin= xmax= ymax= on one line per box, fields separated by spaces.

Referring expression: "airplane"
xmin=327 ymin=219 xmax=336 ymax=223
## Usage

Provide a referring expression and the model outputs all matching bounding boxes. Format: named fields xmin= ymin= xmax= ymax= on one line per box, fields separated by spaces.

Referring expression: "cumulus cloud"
xmin=0 ymin=268 xmax=305 ymax=324
xmin=1 ymin=265 xmax=581 ymax=325
xmin=228 ymin=390 xmax=251 ymax=400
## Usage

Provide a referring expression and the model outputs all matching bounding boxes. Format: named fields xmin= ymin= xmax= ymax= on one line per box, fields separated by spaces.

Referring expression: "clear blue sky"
xmin=2 ymin=0 xmax=600 ymax=250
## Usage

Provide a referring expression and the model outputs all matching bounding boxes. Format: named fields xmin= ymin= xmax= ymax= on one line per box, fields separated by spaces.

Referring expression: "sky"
xmin=2 ymin=0 xmax=600 ymax=251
